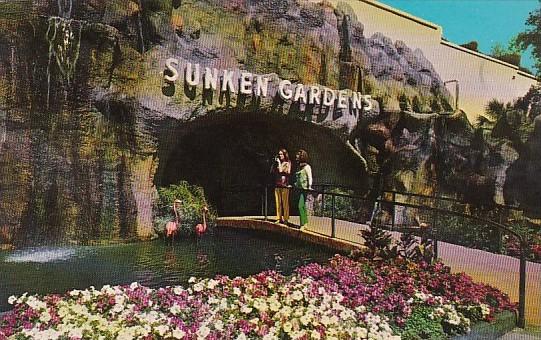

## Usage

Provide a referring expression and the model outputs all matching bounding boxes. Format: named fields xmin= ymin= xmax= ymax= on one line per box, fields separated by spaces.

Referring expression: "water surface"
xmin=0 ymin=228 xmax=338 ymax=312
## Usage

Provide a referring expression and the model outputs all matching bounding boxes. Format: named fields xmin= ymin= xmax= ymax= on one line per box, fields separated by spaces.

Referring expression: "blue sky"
xmin=380 ymin=0 xmax=539 ymax=71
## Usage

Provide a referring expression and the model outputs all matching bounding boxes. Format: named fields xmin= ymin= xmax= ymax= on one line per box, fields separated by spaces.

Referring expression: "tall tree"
xmin=514 ymin=3 xmax=541 ymax=76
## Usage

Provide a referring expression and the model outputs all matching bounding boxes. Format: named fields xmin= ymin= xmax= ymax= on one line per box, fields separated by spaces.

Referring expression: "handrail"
xmin=385 ymin=189 xmax=523 ymax=212
xmin=221 ymin=183 xmax=529 ymax=328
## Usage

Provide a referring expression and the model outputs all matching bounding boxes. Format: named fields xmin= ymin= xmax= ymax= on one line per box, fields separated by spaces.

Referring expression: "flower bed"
xmin=0 ymin=255 xmax=515 ymax=339
xmin=505 ymin=233 xmax=541 ymax=263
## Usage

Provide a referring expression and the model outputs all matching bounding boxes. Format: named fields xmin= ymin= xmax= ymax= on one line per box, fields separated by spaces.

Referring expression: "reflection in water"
xmin=197 ymin=252 xmax=209 ymax=266
xmin=164 ymin=248 xmax=176 ymax=267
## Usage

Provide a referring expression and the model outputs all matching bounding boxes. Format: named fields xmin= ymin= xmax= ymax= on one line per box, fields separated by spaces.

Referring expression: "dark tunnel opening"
xmin=155 ymin=113 xmax=368 ymax=216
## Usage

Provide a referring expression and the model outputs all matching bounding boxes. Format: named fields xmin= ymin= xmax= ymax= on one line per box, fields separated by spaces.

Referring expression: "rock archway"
xmin=154 ymin=112 xmax=368 ymax=216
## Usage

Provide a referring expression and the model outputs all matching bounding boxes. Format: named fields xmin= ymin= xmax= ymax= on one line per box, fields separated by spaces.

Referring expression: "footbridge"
xmin=217 ymin=185 xmax=541 ymax=327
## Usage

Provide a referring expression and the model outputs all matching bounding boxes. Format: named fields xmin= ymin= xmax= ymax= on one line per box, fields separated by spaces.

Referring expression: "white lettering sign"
xmin=163 ymin=61 xmax=373 ymax=112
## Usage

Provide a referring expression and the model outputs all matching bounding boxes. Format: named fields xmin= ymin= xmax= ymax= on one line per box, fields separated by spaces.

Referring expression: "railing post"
xmin=331 ymin=194 xmax=336 ymax=238
xmin=518 ymin=239 xmax=527 ymax=328
xmin=498 ymin=211 xmax=504 ymax=254
xmin=432 ymin=200 xmax=439 ymax=260
xmin=391 ymin=192 xmax=396 ymax=231
xmin=264 ymin=186 xmax=268 ymax=221
xmin=321 ymin=189 xmax=325 ymax=217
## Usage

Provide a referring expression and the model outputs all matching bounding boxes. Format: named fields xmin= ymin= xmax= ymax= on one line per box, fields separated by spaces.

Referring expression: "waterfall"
xmin=136 ymin=0 xmax=145 ymax=53
xmin=57 ymin=0 xmax=72 ymax=19
xmin=45 ymin=16 xmax=83 ymax=99
xmin=10 ymin=45 xmax=16 ymax=100
xmin=0 ymin=110 xmax=6 ymax=152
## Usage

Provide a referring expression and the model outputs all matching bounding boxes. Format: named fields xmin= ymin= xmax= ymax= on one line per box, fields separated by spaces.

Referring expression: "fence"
xmin=220 ymin=183 xmax=530 ymax=328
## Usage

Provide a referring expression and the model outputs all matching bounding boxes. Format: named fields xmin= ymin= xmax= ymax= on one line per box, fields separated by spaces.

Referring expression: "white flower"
xmin=117 ymin=327 xmax=135 ymax=340
xmin=69 ymin=289 xmax=81 ymax=296
xmin=241 ymin=305 xmax=253 ymax=314
xmin=68 ymin=327 xmax=84 ymax=338
xmin=129 ymin=282 xmax=139 ymax=290
xmin=26 ymin=296 xmax=47 ymax=311
xmin=156 ymin=325 xmax=169 ymax=337
xmin=321 ymin=315 xmax=331 ymax=326
xmin=263 ymin=333 xmax=279 ymax=340
xmin=253 ymin=299 xmax=269 ymax=312
xmin=8 ymin=295 xmax=17 ymax=305
xmin=269 ymin=300 xmax=281 ymax=312
xmin=189 ymin=277 xmax=197 ymax=283
xmin=172 ymin=328 xmax=186 ymax=339
xmin=170 ymin=304 xmax=182 ymax=315
xmin=300 ymin=314 xmax=311 ymax=326
xmin=196 ymin=325 xmax=211 ymax=339
xmin=310 ymin=330 xmax=321 ymax=339
xmin=214 ymin=320 xmax=224 ymax=331
xmin=39 ymin=311 xmax=52 ymax=324
xmin=355 ymin=305 xmax=367 ymax=313
xmin=291 ymin=290 xmax=303 ymax=301
xmin=356 ymin=327 xmax=368 ymax=338
xmin=207 ymin=279 xmax=219 ymax=289
xmin=193 ymin=283 xmax=205 ymax=292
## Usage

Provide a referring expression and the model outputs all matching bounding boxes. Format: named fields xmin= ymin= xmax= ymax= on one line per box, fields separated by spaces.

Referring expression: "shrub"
xmin=313 ymin=188 xmax=364 ymax=222
xmin=401 ymin=306 xmax=446 ymax=340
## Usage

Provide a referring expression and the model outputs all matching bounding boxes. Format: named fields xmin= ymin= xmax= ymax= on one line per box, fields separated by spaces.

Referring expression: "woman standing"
xmin=294 ymin=149 xmax=313 ymax=229
xmin=271 ymin=149 xmax=291 ymax=224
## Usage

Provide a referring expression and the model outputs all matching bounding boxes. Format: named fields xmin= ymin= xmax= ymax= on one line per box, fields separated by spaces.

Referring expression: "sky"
xmin=380 ymin=0 xmax=539 ymax=72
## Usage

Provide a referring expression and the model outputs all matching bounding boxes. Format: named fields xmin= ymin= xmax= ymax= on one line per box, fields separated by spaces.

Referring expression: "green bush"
xmin=155 ymin=181 xmax=217 ymax=236
xmin=401 ymin=307 xmax=446 ymax=340
xmin=495 ymin=53 xmax=521 ymax=67
xmin=313 ymin=188 xmax=364 ymax=222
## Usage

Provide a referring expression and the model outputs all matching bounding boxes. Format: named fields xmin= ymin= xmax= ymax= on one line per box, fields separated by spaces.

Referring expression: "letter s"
xmin=164 ymin=58 xmax=179 ymax=82
xmin=362 ymin=95 xmax=373 ymax=112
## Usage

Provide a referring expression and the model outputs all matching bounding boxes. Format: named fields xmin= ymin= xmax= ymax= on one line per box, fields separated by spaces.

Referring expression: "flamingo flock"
xmin=166 ymin=200 xmax=209 ymax=243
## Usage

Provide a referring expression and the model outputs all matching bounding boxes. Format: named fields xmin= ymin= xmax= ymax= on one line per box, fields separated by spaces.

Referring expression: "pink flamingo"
xmin=195 ymin=206 xmax=209 ymax=236
xmin=165 ymin=199 xmax=181 ymax=239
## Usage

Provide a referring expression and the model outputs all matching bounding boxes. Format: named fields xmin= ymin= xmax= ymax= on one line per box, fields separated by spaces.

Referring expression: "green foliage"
xmin=357 ymin=224 xmax=399 ymax=260
xmin=399 ymin=93 xmax=410 ymax=111
xmin=430 ymin=98 xmax=442 ymax=113
xmin=401 ymin=307 xmax=446 ymax=340
xmin=435 ymin=213 xmax=502 ymax=254
xmin=155 ymin=181 xmax=216 ymax=236
xmin=414 ymin=234 xmax=435 ymax=263
xmin=485 ymin=99 xmax=506 ymax=121
xmin=412 ymin=96 xmax=422 ymax=113
xmin=313 ymin=188 xmax=363 ymax=222
xmin=490 ymin=42 xmax=521 ymax=67
xmin=514 ymin=7 xmax=541 ymax=76
xmin=399 ymin=232 xmax=417 ymax=260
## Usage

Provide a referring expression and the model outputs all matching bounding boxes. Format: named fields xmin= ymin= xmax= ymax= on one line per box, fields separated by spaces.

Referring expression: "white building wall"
xmin=328 ymin=0 xmax=538 ymax=121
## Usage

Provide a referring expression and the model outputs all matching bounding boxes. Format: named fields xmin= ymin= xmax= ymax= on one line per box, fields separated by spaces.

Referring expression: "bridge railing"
xmin=221 ymin=183 xmax=530 ymax=328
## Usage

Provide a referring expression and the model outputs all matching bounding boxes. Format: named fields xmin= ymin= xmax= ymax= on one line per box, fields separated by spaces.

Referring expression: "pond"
xmin=0 ymin=228 xmax=338 ymax=312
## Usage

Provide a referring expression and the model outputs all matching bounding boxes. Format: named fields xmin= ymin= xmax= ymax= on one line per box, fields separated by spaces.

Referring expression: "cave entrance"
xmin=155 ymin=112 xmax=368 ymax=216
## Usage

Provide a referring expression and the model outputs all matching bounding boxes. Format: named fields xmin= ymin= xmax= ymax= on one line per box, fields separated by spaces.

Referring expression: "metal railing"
xmin=221 ymin=183 xmax=530 ymax=328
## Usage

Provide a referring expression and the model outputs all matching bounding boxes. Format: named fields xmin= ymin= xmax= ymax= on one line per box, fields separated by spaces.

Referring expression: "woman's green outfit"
xmin=295 ymin=165 xmax=312 ymax=227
